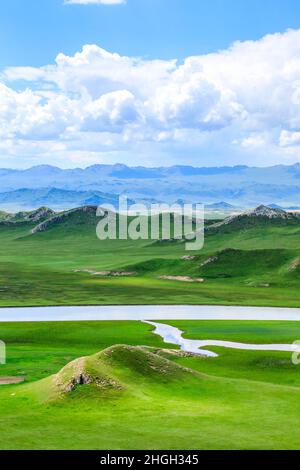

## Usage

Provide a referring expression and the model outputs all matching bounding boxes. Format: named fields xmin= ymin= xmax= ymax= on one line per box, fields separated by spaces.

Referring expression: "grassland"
xmin=162 ymin=320 xmax=300 ymax=387
xmin=0 ymin=321 xmax=168 ymax=382
xmin=0 ymin=320 xmax=300 ymax=450
xmin=1 ymin=210 xmax=300 ymax=450
xmin=0 ymin=211 xmax=300 ymax=307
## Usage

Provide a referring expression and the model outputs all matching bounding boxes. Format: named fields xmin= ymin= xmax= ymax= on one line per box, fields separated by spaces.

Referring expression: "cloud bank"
xmin=1 ymin=29 xmax=300 ymax=166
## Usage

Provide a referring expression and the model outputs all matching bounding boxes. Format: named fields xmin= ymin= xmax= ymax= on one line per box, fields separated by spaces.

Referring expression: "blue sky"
xmin=1 ymin=0 xmax=300 ymax=67
xmin=1 ymin=0 xmax=300 ymax=168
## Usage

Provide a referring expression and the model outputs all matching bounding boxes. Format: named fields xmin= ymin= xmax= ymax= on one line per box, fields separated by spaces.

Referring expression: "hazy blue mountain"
xmin=0 ymin=163 xmax=300 ymax=208
xmin=268 ymin=204 xmax=285 ymax=210
xmin=205 ymin=202 xmax=237 ymax=210
xmin=0 ymin=188 xmax=134 ymax=211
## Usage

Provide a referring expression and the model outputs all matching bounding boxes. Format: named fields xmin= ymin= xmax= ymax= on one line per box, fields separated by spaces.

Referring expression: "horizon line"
xmin=1 ymin=162 xmax=300 ymax=171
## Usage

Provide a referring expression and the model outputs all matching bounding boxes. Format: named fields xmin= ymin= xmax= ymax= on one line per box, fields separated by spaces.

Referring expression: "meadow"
xmin=1 ymin=210 xmax=300 ymax=449
xmin=0 ymin=210 xmax=299 ymax=307
xmin=0 ymin=320 xmax=300 ymax=449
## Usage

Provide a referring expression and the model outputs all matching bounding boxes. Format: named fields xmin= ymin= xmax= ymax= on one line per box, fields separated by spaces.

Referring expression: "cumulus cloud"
xmin=2 ymin=29 xmax=300 ymax=166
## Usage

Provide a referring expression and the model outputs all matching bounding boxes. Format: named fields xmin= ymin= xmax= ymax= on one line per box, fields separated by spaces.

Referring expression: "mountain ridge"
xmin=206 ymin=204 xmax=300 ymax=233
xmin=25 ymin=203 xmax=300 ymax=237
xmin=0 ymin=188 xmax=134 ymax=211
xmin=0 ymin=163 xmax=299 ymax=207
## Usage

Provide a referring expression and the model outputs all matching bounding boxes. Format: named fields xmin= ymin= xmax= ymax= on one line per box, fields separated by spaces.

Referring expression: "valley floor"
xmin=0 ymin=320 xmax=300 ymax=450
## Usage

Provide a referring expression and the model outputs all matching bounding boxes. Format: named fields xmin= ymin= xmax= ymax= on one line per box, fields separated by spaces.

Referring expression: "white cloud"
xmin=239 ymin=134 xmax=267 ymax=149
xmin=83 ymin=90 xmax=140 ymax=132
xmin=65 ymin=0 xmax=126 ymax=5
xmin=2 ymin=29 xmax=300 ymax=166
xmin=280 ymin=130 xmax=300 ymax=147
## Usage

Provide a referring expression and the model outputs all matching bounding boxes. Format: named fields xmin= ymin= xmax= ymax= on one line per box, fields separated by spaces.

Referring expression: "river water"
xmin=1 ymin=304 xmax=299 ymax=357
xmin=0 ymin=304 xmax=300 ymax=322
xmin=145 ymin=321 xmax=300 ymax=357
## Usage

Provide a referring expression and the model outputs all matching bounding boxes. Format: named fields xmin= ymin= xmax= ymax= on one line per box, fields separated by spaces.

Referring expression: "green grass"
xmin=1 ymin=320 xmax=300 ymax=450
xmin=0 ymin=216 xmax=300 ymax=306
xmin=2 ymin=373 xmax=300 ymax=450
xmin=0 ymin=321 xmax=171 ymax=382
xmin=163 ymin=320 xmax=300 ymax=343
xmin=1 ymin=213 xmax=300 ymax=449
xmin=162 ymin=320 xmax=300 ymax=387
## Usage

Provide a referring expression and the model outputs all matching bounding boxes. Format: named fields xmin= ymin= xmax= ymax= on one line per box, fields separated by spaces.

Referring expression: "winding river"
xmin=1 ymin=304 xmax=300 ymax=357
xmin=145 ymin=321 xmax=300 ymax=357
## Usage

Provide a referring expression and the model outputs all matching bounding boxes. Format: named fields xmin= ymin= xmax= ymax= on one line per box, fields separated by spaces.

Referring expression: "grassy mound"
xmin=33 ymin=345 xmax=196 ymax=401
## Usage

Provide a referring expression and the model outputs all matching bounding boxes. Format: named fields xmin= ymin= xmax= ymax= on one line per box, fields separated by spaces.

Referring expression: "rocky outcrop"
xmin=246 ymin=204 xmax=293 ymax=218
xmin=201 ymin=255 xmax=218 ymax=267
xmin=181 ymin=255 xmax=196 ymax=261
xmin=0 ymin=206 xmax=55 ymax=226
xmin=53 ymin=356 xmax=122 ymax=394
xmin=73 ymin=269 xmax=136 ymax=277
xmin=206 ymin=205 xmax=299 ymax=231
xmin=17 ymin=207 xmax=55 ymax=223
xmin=159 ymin=275 xmax=204 ymax=283
xmin=31 ymin=205 xmax=98 ymax=234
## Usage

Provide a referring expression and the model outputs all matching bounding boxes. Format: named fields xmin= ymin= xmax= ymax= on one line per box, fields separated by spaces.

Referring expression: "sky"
xmin=1 ymin=0 xmax=300 ymax=168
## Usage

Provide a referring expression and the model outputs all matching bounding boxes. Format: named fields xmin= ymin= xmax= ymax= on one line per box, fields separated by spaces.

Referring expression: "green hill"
xmin=126 ymin=248 xmax=299 ymax=282
xmin=3 ymin=337 xmax=300 ymax=449
xmin=0 ymin=207 xmax=55 ymax=226
xmin=206 ymin=204 xmax=300 ymax=234
xmin=29 ymin=345 xmax=198 ymax=402
xmin=0 ymin=204 xmax=299 ymax=306
xmin=31 ymin=205 xmax=100 ymax=234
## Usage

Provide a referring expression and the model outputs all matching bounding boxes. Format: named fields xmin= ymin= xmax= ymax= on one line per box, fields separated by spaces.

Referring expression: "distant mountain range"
xmin=205 ymin=202 xmax=237 ymax=210
xmin=1 ymin=163 xmax=300 ymax=209
xmin=0 ymin=188 xmax=134 ymax=211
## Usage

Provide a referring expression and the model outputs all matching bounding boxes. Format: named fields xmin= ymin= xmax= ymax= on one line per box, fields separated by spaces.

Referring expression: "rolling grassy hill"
xmin=0 ymin=204 xmax=299 ymax=306
xmin=30 ymin=344 xmax=197 ymax=402
xmin=1 ymin=203 xmax=300 ymax=450
xmin=1 ymin=323 xmax=300 ymax=450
